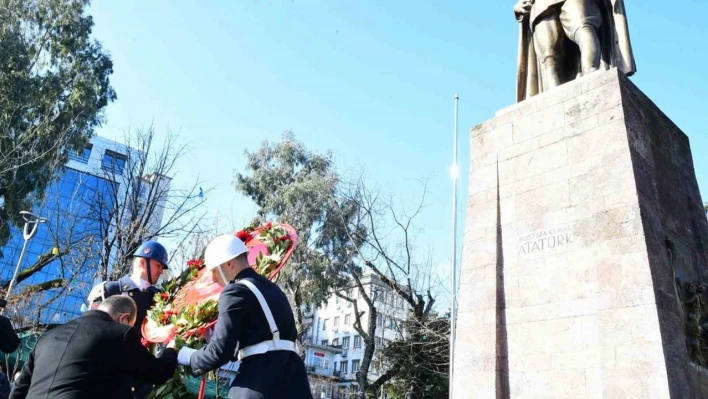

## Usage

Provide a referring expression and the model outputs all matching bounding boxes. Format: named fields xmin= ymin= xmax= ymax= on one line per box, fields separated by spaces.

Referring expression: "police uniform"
xmin=86 ymin=241 xmax=170 ymax=399
xmin=179 ymin=268 xmax=313 ymax=399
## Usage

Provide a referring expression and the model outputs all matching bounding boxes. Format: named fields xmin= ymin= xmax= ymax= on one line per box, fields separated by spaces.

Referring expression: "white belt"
xmin=236 ymin=279 xmax=302 ymax=360
xmin=238 ymin=339 xmax=301 ymax=359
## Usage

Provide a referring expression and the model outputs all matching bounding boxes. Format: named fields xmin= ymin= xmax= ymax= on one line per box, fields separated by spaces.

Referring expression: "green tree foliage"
xmin=0 ymin=0 xmax=116 ymax=253
xmin=235 ymin=131 xmax=359 ymax=333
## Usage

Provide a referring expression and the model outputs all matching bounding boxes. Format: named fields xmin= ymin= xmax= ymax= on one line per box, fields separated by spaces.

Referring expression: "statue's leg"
xmin=533 ymin=14 xmax=565 ymax=90
xmin=574 ymin=26 xmax=601 ymax=73
xmin=560 ymin=0 xmax=603 ymax=74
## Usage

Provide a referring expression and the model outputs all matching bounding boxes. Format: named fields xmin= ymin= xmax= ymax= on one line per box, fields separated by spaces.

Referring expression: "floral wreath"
xmin=142 ymin=222 xmax=297 ymax=399
xmin=144 ymin=222 xmax=297 ymax=346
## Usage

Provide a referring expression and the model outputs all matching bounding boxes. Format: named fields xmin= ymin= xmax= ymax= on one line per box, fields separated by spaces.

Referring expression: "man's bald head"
xmin=98 ymin=296 xmax=138 ymax=327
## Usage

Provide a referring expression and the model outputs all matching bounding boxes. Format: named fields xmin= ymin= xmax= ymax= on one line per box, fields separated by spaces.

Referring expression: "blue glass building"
xmin=0 ymin=137 xmax=129 ymax=325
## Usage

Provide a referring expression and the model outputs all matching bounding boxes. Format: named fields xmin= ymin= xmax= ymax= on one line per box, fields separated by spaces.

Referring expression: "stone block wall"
xmin=453 ymin=68 xmax=708 ymax=398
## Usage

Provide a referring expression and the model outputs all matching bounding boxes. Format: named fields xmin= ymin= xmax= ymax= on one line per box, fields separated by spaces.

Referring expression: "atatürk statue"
xmin=514 ymin=0 xmax=637 ymax=102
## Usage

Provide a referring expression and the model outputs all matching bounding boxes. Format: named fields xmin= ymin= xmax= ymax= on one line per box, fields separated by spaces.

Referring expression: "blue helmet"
xmin=133 ymin=241 xmax=169 ymax=268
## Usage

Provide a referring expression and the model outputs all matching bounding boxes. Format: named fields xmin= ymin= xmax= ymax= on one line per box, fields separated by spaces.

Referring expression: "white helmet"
xmin=204 ymin=234 xmax=248 ymax=271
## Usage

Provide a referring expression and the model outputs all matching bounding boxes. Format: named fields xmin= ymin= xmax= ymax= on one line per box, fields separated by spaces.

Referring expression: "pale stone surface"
xmin=453 ymin=68 xmax=708 ymax=398
xmin=512 ymin=103 xmax=565 ymax=144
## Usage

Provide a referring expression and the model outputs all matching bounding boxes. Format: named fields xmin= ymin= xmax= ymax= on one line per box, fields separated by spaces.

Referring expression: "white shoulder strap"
xmin=237 ymin=279 xmax=280 ymax=341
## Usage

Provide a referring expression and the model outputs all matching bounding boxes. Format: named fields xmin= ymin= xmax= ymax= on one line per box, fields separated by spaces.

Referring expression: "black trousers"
xmin=228 ymin=352 xmax=312 ymax=399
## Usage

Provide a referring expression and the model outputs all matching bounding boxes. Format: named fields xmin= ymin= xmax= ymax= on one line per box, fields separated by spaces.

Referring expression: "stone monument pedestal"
xmin=453 ymin=68 xmax=708 ymax=398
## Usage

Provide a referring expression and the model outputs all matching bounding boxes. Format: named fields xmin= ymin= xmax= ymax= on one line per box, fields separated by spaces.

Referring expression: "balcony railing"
xmin=68 ymin=153 xmax=90 ymax=163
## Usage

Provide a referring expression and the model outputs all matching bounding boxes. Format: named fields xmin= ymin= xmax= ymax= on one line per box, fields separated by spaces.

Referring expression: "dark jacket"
xmin=9 ymin=311 xmax=177 ymax=399
xmin=0 ymin=315 xmax=19 ymax=354
xmin=189 ymin=268 xmax=312 ymax=398
xmin=102 ymin=276 xmax=163 ymax=399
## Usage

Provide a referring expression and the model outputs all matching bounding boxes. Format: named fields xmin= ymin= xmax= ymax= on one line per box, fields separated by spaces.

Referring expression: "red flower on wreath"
xmin=264 ymin=222 xmax=273 ymax=230
xmin=236 ymin=230 xmax=252 ymax=243
xmin=159 ymin=292 xmax=169 ymax=301
xmin=187 ymin=259 xmax=204 ymax=269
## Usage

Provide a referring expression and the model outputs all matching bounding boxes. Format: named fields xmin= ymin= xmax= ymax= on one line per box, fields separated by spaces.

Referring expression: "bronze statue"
xmin=514 ymin=0 xmax=637 ymax=102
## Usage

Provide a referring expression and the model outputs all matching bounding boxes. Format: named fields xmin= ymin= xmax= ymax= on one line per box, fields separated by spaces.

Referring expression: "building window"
xmin=321 ymin=339 xmax=328 ymax=346
xmin=334 ymin=316 xmax=339 ymax=327
xmin=324 ymin=359 xmax=330 ymax=369
xmin=354 ymin=336 xmax=362 ymax=349
xmin=376 ymin=314 xmax=383 ymax=326
xmin=102 ymin=150 xmax=127 ymax=174
xmin=344 ymin=314 xmax=351 ymax=325
xmin=69 ymin=145 xmax=92 ymax=163
xmin=323 ymin=319 xmax=328 ymax=330
xmin=342 ymin=336 xmax=350 ymax=350
xmin=375 ymin=337 xmax=383 ymax=349
xmin=334 ymin=362 xmax=337 ymax=372
xmin=340 ymin=361 xmax=348 ymax=374
xmin=352 ymin=360 xmax=360 ymax=374
xmin=333 ymin=338 xmax=339 ymax=347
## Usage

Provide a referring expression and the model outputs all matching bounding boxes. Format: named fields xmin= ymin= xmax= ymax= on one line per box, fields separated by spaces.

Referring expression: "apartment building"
xmin=302 ymin=273 xmax=409 ymax=398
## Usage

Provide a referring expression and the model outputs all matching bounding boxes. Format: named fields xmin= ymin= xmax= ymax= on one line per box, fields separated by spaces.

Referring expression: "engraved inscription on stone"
xmin=518 ymin=225 xmax=573 ymax=255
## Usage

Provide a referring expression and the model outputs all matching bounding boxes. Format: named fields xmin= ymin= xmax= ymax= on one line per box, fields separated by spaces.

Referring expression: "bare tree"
xmin=328 ymin=178 xmax=448 ymax=399
xmin=88 ymin=127 xmax=209 ymax=280
xmin=2 ymin=127 xmax=209 ymax=339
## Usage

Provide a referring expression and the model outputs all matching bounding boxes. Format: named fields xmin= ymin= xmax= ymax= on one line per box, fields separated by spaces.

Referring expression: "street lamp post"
xmin=449 ymin=94 xmax=460 ymax=398
xmin=4 ymin=211 xmax=46 ymax=303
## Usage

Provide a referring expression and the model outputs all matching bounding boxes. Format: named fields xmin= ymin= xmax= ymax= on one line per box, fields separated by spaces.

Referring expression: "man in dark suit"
xmin=9 ymin=296 xmax=177 ymax=399
xmin=177 ymin=234 xmax=312 ymax=399
xmin=86 ymin=241 xmax=170 ymax=399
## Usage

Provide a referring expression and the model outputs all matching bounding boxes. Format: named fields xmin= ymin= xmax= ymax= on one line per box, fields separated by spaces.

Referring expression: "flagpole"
xmin=449 ymin=93 xmax=459 ymax=398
